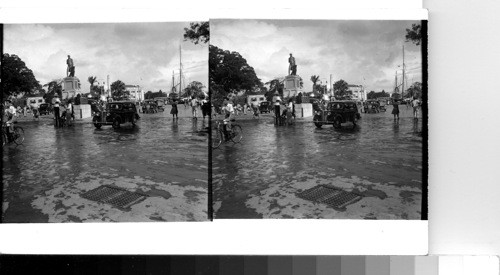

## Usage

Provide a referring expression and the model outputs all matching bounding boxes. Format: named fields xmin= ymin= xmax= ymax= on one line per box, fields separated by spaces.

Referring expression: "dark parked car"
xmin=143 ymin=100 xmax=158 ymax=113
xmin=259 ymin=101 xmax=271 ymax=113
xmin=93 ymin=101 xmax=140 ymax=129
xmin=313 ymin=100 xmax=361 ymax=129
xmin=38 ymin=103 xmax=52 ymax=115
xmin=364 ymin=100 xmax=381 ymax=113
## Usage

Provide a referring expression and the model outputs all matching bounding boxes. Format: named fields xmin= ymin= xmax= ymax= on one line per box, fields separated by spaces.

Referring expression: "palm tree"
xmin=310 ymin=75 xmax=320 ymax=92
xmin=88 ymin=76 xmax=97 ymax=94
xmin=110 ymin=80 xmax=127 ymax=100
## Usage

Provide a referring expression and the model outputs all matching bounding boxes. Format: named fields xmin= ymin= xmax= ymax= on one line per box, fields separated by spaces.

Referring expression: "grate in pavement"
xmin=81 ymin=185 xmax=148 ymax=210
xmin=297 ymin=185 xmax=363 ymax=210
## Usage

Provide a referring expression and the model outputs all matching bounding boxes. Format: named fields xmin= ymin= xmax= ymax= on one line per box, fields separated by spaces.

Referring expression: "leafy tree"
xmin=43 ymin=80 xmax=62 ymax=103
xmin=265 ymin=78 xmax=284 ymax=101
xmin=405 ymin=82 xmax=422 ymax=99
xmin=209 ymin=45 xmax=263 ymax=106
xmin=88 ymin=76 xmax=97 ymax=93
xmin=184 ymin=21 xmax=209 ymax=45
xmin=2 ymin=53 xmax=42 ymax=98
xmin=333 ymin=79 xmax=350 ymax=99
xmin=310 ymin=75 xmax=320 ymax=92
xmin=183 ymin=81 xmax=206 ymax=98
xmin=110 ymin=80 xmax=127 ymax=100
xmin=405 ymin=23 xmax=422 ymax=46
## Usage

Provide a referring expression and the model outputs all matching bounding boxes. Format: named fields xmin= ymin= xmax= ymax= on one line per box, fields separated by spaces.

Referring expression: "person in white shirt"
xmin=4 ymin=100 xmax=17 ymax=135
xmin=272 ymin=92 xmax=282 ymax=125
xmin=221 ymin=97 xmax=235 ymax=139
xmin=411 ymin=97 xmax=421 ymax=119
xmin=191 ymin=96 xmax=198 ymax=119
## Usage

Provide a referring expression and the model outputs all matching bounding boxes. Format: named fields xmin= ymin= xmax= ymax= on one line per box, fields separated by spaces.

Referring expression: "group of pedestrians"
xmin=272 ymin=92 xmax=295 ymax=125
xmin=53 ymin=99 xmax=74 ymax=127
xmin=169 ymin=95 xmax=211 ymax=120
xmin=391 ymin=97 xmax=421 ymax=120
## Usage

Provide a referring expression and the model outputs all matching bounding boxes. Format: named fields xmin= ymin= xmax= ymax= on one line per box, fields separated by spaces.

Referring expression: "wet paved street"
xmin=213 ymin=106 xmax=424 ymax=219
xmin=2 ymin=106 xmax=209 ymax=222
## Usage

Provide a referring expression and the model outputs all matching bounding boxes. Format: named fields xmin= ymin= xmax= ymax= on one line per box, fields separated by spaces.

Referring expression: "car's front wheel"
xmin=333 ymin=116 xmax=342 ymax=129
xmin=112 ymin=117 xmax=121 ymax=129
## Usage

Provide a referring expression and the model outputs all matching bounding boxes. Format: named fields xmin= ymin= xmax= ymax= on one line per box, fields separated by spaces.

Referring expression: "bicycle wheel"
xmin=230 ymin=125 xmax=243 ymax=143
xmin=212 ymin=128 xmax=222 ymax=149
xmin=13 ymin=126 xmax=25 ymax=145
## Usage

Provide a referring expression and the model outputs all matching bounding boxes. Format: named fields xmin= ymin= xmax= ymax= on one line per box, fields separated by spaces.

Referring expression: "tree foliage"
xmin=2 ymin=53 xmax=42 ymax=98
xmin=184 ymin=21 xmax=209 ymax=45
xmin=405 ymin=23 xmax=422 ymax=46
xmin=145 ymin=90 xmax=168 ymax=99
xmin=405 ymin=82 xmax=422 ymax=99
xmin=265 ymin=78 xmax=284 ymax=101
xmin=183 ymin=81 xmax=206 ymax=98
xmin=110 ymin=80 xmax=127 ymax=100
xmin=333 ymin=79 xmax=350 ymax=99
xmin=43 ymin=80 xmax=63 ymax=103
xmin=310 ymin=75 xmax=320 ymax=92
xmin=209 ymin=45 xmax=263 ymax=106
xmin=367 ymin=90 xmax=390 ymax=99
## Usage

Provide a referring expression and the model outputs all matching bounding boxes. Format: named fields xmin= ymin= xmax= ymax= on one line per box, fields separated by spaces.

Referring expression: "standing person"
xmin=221 ymin=97 xmax=235 ymax=139
xmin=170 ymin=99 xmax=179 ymax=120
xmin=272 ymin=92 xmax=282 ymax=125
xmin=191 ymin=96 xmax=198 ymax=119
xmin=392 ymin=99 xmax=400 ymax=120
xmin=53 ymin=99 xmax=61 ymax=127
xmin=32 ymin=104 xmax=39 ymax=120
xmin=23 ymin=105 xmax=27 ymax=117
xmin=412 ymin=97 xmax=420 ymax=119
xmin=4 ymin=100 xmax=17 ymax=140
xmin=66 ymin=100 xmax=73 ymax=126
xmin=201 ymin=97 xmax=210 ymax=120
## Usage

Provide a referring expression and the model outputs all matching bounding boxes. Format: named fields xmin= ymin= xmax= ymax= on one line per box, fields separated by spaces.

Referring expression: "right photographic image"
xmin=210 ymin=19 xmax=427 ymax=219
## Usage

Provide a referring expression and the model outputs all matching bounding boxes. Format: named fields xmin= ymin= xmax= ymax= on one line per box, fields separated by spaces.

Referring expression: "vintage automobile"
xmin=92 ymin=101 xmax=140 ymax=129
xmin=38 ymin=103 xmax=52 ymax=115
xmin=143 ymin=100 xmax=158 ymax=113
xmin=313 ymin=100 xmax=361 ymax=129
xmin=259 ymin=101 xmax=272 ymax=113
xmin=364 ymin=100 xmax=381 ymax=113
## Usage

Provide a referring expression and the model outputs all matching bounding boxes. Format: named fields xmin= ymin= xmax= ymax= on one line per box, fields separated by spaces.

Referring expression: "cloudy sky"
xmin=211 ymin=19 xmax=422 ymax=93
xmin=4 ymin=22 xmax=208 ymax=94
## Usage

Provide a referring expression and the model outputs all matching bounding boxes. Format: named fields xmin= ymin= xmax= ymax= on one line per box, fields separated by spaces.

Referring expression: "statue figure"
xmin=288 ymin=53 xmax=297 ymax=75
xmin=66 ymin=55 xmax=75 ymax=77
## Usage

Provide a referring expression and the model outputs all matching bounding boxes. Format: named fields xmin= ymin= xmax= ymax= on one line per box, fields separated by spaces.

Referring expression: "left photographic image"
xmin=1 ymin=22 xmax=210 ymax=222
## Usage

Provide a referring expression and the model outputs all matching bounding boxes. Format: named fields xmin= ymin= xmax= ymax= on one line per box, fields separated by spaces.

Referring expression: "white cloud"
xmin=4 ymin=23 xmax=208 ymax=94
xmin=211 ymin=19 xmax=422 ymax=93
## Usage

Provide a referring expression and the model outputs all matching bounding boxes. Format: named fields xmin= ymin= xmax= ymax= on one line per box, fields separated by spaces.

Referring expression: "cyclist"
xmin=221 ymin=97 xmax=235 ymax=139
xmin=4 ymin=100 xmax=18 ymax=141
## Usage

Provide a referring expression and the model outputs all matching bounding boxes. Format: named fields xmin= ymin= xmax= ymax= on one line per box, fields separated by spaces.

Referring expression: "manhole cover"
xmin=81 ymin=185 xmax=148 ymax=210
xmin=297 ymin=185 xmax=363 ymax=210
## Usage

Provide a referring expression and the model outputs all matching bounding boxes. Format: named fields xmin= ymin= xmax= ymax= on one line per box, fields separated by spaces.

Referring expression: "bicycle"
xmin=2 ymin=122 xmax=25 ymax=147
xmin=212 ymin=119 xmax=242 ymax=149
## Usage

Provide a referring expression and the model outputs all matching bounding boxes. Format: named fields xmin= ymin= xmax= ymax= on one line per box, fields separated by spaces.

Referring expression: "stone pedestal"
xmin=73 ymin=104 xmax=91 ymax=119
xmin=61 ymin=76 xmax=82 ymax=100
xmin=283 ymin=75 xmax=303 ymax=98
xmin=294 ymin=103 xmax=313 ymax=118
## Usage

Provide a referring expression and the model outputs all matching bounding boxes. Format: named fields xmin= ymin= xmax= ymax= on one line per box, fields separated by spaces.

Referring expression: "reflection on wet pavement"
xmin=2 ymin=112 xmax=209 ymax=222
xmin=213 ymin=107 xmax=423 ymax=219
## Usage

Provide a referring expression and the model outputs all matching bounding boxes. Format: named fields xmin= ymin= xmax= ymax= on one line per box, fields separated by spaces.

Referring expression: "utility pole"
xmin=402 ymin=45 xmax=405 ymax=99
xmin=107 ymin=75 xmax=110 ymax=98
xmin=330 ymin=74 xmax=333 ymax=96
xmin=179 ymin=45 xmax=182 ymax=97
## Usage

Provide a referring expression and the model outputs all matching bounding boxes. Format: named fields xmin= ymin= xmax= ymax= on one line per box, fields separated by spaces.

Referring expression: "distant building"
xmin=347 ymin=84 xmax=367 ymax=101
xmin=125 ymin=85 xmax=144 ymax=101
